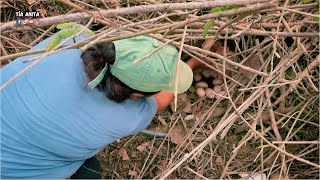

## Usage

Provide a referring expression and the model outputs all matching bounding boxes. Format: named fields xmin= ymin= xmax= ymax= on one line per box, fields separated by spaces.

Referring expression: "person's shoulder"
xmin=42 ymin=49 xmax=82 ymax=65
xmin=53 ymin=48 xmax=82 ymax=57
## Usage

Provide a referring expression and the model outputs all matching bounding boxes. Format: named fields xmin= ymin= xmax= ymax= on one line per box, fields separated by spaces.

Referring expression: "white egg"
xmin=215 ymin=91 xmax=225 ymax=100
xmin=212 ymin=79 xmax=223 ymax=85
xmin=213 ymin=86 xmax=222 ymax=93
xmin=196 ymin=81 xmax=208 ymax=88
xmin=205 ymin=88 xmax=215 ymax=99
xmin=196 ymin=88 xmax=206 ymax=97
xmin=193 ymin=73 xmax=202 ymax=82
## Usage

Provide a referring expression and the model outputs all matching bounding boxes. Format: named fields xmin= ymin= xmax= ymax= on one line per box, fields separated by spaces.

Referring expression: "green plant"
xmin=202 ymin=6 xmax=240 ymax=38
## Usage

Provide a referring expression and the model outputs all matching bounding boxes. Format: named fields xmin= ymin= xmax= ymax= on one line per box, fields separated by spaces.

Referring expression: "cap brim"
xmin=166 ymin=61 xmax=193 ymax=94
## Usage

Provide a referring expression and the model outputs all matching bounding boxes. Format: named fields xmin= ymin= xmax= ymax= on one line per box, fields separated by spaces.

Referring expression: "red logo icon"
xmin=28 ymin=19 xmax=34 ymax=24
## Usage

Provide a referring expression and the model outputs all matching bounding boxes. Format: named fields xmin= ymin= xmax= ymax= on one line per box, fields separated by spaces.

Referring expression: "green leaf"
xmin=202 ymin=19 xmax=215 ymax=38
xmin=45 ymin=35 xmax=62 ymax=52
xmin=314 ymin=11 xmax=320 ymax=21
xmin=301 ymin=0 xmax=313 ymax=3
xmin=222 ymin=6 xmax=240 ymax=11
xmin=56 ymin=22 xmax=77 ymax=29
xmin=211 ymin=7 xmax=222 ymax=13
xmin=212 ymin=6 xmax=240 ymax=13
xmin=59 ymin=29 xmax=77 ymax=39
xmin=55 ymin=0 xmax=67 ymax=11
xmin=45 ymin=29 xmax=77 ymax=51
xmin=74 ymin=26 xmax=95 ymax=36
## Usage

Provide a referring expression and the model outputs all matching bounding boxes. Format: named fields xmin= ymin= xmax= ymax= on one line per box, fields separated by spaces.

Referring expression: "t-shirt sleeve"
xmin=129 ymin=96 xmax=157 ymax=135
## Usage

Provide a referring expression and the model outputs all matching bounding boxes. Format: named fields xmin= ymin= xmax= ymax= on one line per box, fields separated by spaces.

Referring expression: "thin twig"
xmin=133 ymin=38 xmax=179 ymax=64
xmin=174 ymin=25 xmax=187 ymax=112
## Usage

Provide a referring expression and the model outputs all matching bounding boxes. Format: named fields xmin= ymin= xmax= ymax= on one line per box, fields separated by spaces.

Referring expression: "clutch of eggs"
xmin=193 ymin=70 xmax=226 ymax=100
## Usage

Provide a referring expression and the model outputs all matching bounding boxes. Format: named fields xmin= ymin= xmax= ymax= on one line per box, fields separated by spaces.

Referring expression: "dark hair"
xmin=81 ymin=43 xmax=157 ymax=102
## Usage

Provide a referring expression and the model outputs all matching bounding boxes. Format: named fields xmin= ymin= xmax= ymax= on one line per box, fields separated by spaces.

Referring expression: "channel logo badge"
xmin=16 ymin=18 xmax=41 ymax=25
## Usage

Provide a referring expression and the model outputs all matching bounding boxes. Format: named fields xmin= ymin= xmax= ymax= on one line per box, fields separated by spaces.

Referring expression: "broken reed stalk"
xmin=0 ymin=0 xmax=271 ymax=31
xmin=0 ymin=2 xmax=277 ymax=91
xmin=159 ymin=29 xmax=318 ymax=180
xmin=174 ymin=25 xmax=187 ymax=112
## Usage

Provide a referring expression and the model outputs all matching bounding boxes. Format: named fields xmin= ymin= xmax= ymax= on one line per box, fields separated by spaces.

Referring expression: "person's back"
xmin=0 ymin=24 xmax=199 ymax=178
xmin=0 ymin=28 xmax=157 ymax=178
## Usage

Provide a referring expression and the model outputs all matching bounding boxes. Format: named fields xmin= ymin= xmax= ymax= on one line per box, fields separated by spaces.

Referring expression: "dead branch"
xmin=0 ymin=0 xmax=270 ymax=32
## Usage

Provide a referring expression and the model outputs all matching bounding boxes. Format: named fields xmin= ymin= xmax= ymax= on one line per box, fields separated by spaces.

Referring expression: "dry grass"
xmin=0 ymin=0 xmax=319 ymax=179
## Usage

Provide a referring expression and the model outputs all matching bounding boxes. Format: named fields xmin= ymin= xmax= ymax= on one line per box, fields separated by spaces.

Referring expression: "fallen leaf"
xmin=265 ymin=154 xmax=279 ymax=166
xmin=301 ymin=0 xmax=312 ymax=4
xmin=270 ymin=173 xmax=288 ymax=180
xmin=156 ymin=160 xmax=177 ymax=179
xmin=107 ymin=0 xmax=120 ymax=9
xmin=118 ymin=148 xmax=130 ymax=161
xmin=169 ymin=124 xmax=187 ymax=146
xmin=150 ymin=146 xmax=158 ymax=155
xmin=195 ymin=169 xmax=204 ymax=180
xmin=192 ymin=101 xmax=204 ymax=114
xmin=37 ymin=8 xmax=47 ymax=18
xmin=20 ymin=33 xmax=32 ymax=45
xmin=239 ymin=173 xmax=267 ymax=180
xmin=27 ymin=0 xmax=36 ymax=5
xmin=122 ymin=163 xmax=130 ymax=169
xmin=237 ymin=144 xmax=254 ymax=157
xmin=201 ymin=69 xmax=215 ymax=78
xmin=209 ymin=42 xmax=234 ymax=78
xmin=234 ymin=122 xmax=249 ymax=134
xmin=131 ymin=151 xmax=137 ymax=158
xmin=170 ymin=93 xmax=191 ymax=113
xmin=243 ymin=112 xmax=270 ymax=124
xmin=109 ymin=150 xmax=117 ymax=156
xmin=209 ymin=107 xmax=227 ymax=119
xmin=128 ymin=170 xmax=138 ymax=177
xmin=215 ymin=156 xmax=224 ymax=166
xmin=209 ymin=41 xmax=222 ymax=53
xmin=184 ymin=114 xmax=195 ymax=121
xmin=156 ymin=160 xmax=167 ymax=176
xmin=136 ymin=141 xmax=150 ymax=152
xmin=240 ymin=54 xmax=262 ymax=80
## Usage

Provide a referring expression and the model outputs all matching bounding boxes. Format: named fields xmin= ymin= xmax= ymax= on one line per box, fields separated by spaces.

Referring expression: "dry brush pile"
xmin=0 ymin=0 xmax=319 ymax=179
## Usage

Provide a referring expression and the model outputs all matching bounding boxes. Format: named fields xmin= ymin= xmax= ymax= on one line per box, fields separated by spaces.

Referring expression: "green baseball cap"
xmin=88 ymin=35 xmax=193 ymax=94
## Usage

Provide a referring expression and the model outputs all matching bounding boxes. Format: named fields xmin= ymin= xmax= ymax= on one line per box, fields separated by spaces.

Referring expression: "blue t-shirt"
xmin=0 ymin=25 xmax=157 ymax=178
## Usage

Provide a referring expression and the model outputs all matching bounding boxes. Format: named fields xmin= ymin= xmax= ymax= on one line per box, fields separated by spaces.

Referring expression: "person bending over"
xmin=0 ymin=24 xmax=211 ymax=178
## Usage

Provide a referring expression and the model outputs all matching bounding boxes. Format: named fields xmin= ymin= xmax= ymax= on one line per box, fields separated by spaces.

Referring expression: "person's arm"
xmin=152 ymin=90 xmax=174 ymax=112
xmin=186 ymin=38 xmax=217 ymax=69
xmin=152 ymin=39 xmax=217 ymax=112
xmin=153 ymin=60 xmax=203 ymax=112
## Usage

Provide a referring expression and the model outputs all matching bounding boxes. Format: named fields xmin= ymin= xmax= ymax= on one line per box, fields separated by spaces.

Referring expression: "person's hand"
xmin=186 ymin=38 xmax=218 ymax=70
xmin=186 ymin=57 xmax=205 ymax=70
xmin=152 ymin=90 xmax=174 ymax=113
xmin=201 ymin=38 xmax=216 ymax=51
